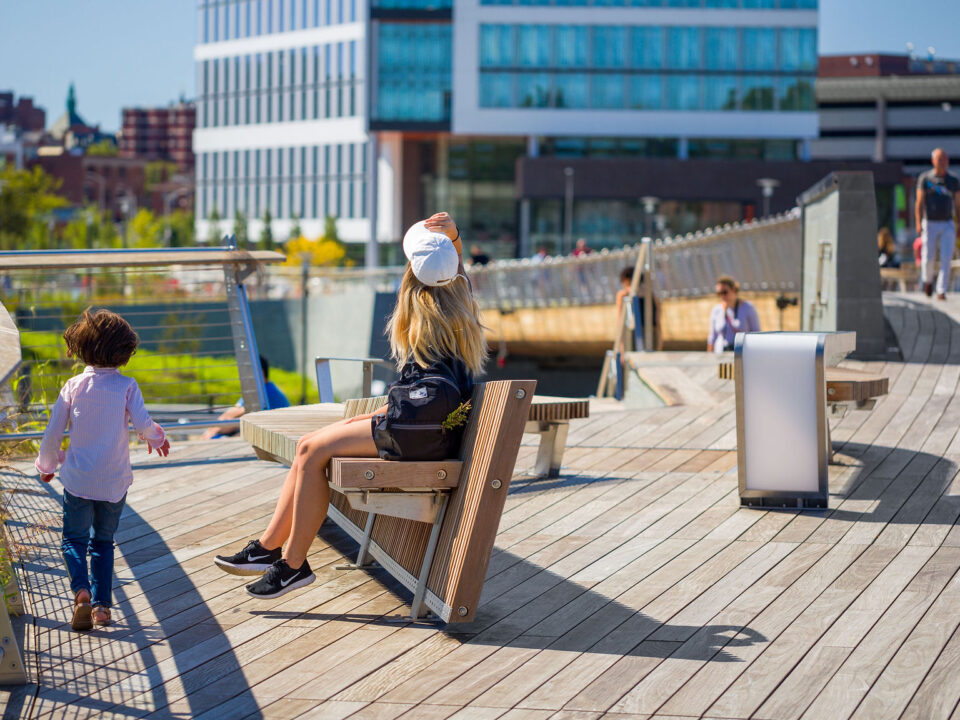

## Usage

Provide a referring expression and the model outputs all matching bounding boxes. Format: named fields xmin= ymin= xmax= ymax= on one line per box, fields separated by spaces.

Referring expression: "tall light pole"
xmin=756 ymin=178 xmax=780 ymax=218
xmin=563 ymin=166 xmax=574 ymax=255
xmin=640 ymin=195 xmax=659 ymax=239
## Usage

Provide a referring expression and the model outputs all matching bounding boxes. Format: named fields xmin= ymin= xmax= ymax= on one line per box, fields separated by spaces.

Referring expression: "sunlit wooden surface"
xmin=3 ymin=292 xmax=960 ymax=720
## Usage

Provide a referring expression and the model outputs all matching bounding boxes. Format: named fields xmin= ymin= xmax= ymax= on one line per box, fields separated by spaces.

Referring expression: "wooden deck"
xmin=3 ymin=291 xmax=960 ymax=719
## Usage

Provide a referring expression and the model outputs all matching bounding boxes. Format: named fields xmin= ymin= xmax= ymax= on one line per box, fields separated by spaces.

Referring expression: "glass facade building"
xmin=478 ymin=25 xmax=816 ymax=111
xmin=195 ymin=0 xmax=819 ymax=254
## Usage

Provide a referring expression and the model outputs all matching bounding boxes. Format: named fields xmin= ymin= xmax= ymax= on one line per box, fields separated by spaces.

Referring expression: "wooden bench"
xmin=241 ymin=380 xmax=536 ymax=623
xmin=718 ymin=361 xmax=889 ymax=408
xmin=246 ymin=394 xmax=588 ymax=479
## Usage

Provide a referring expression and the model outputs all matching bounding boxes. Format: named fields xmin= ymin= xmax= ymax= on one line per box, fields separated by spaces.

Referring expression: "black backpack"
xmin=372 ymin=359 xmax=472 ymax=461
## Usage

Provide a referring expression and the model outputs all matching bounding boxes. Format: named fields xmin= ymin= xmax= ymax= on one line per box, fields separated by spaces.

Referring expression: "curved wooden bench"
xmin=241 ymin=379 xmax=536 ymax=623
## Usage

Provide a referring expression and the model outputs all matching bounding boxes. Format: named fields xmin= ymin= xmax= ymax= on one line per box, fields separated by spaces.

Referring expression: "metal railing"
xmin=259 ymin=211 xmax=802 ymax=309
xmin=0 ymin=243 xmax=283 ymax=442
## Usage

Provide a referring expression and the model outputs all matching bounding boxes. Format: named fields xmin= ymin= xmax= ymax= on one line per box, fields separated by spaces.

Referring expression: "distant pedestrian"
xmin=707 ymin=276 xmax=761 ymax=353
xmin=878 ymin=227 xmax=900 ymax=268
xmin=468 ymin=245 xmax=490 ymax=266
xmin=916 ymin=148 xmax=960 ymax=299
xmin=531 ymin=245 xmax=549 ymax=263
xmin=616 ymin=266 xmax=661 ymax=351
xmin=202 ymin=355 xmax=290 ymax=440
xmin=573 ymin=238 xmax=592 ymax=257
xmin=36 ymin=309 xmax=171 ymax=631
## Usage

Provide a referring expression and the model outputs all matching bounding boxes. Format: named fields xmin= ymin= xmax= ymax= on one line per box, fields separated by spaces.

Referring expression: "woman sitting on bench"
xmin=213 ymin=212 xmax=487 ymax=599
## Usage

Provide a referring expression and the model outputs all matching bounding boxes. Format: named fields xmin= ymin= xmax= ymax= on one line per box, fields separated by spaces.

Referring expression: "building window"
xmin=629 ymin=75 xmax=663 ymax=109
xmin=554 ymin=74 xmax=588 ymax=108
xmin=666 ymin=75 xmax=701 ymax=110
xmin=742 ymin=27 xmax=777 ymax=70
xmin=666 ymin=27 xmax=701 ymax=69
xmin=705 ymin=27 xmax=739 ymax=70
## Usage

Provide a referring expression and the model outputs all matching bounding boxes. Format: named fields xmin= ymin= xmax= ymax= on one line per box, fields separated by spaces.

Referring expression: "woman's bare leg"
xmin=258 ymin=420 xmax=353 ymax=550
xmin=283 ymin=419 xmax=377 ymax=569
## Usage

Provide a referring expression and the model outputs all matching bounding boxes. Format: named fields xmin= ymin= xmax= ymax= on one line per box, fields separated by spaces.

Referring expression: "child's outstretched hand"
xmin=40 ymin=473 xmax=54 ymax=483
xmin=149 ymin=439 xmax=171 ymax=457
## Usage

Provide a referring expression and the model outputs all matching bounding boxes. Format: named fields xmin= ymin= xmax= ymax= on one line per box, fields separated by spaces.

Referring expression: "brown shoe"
xmin=924 ymin=283 xmax=934 ymax=297
xmin=71 ymin=590 xmax=93 ymax=632
xmin=92 ymin=606 xmax=111 ymax=626
xmin=938 ymin=293 xmax=947 ymax=300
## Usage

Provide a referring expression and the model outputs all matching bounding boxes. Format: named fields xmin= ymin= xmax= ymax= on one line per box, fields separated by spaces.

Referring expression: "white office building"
xmin=194 ymin=0 xmax=819 ymax=256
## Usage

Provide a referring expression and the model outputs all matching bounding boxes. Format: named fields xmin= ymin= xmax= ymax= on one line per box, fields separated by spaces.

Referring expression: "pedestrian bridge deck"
xmin=3 ymin=292 xmax=960 ymax=720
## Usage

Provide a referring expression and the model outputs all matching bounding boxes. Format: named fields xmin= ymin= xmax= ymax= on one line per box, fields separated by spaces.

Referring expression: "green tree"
xmin=322 ymin=215 xmax=339 ymax=243
xmin=86 ymin=139 xmax=118 ymax=157
xmin=289 ymin=214 xmax=302 ymax=243
xmin=258 ymin=209 xmax=274 ymax=251
xmin=60 ymin=206 xmax=121 ymax=249
xmin=233 ymin=210 xmax=249 ymax=248
xmin=0 ymin=165 xmax=68 ymax=250
xmin=205 ymin=207 xmax=222 ymax=244
xmin=145 ymin=161 xmax=178 ymax=190
xmin=127 ymin=208 xmax=164 ymax=248
xmin=165 ymin=210 xmax=195 ymax=247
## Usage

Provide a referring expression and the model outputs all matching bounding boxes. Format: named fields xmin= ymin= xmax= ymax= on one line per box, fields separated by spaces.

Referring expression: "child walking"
xmin=36 ymin=309 xmax=170 ymax=631
xmin=215 ymin=211 xmax=486 ymax=599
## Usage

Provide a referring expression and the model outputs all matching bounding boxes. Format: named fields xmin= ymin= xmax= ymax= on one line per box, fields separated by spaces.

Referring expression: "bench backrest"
xmin=328 ymin=379 xmax=535 ymax=623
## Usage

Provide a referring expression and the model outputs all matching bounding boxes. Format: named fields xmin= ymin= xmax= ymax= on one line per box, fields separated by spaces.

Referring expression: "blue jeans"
xmin=62 ymin=490 xmax=126 ymax=608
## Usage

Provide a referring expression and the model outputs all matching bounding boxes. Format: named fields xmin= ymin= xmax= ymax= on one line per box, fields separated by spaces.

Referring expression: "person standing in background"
xmin=916 ymin=148 xmax=960 ymax=300
xmin=707 ymin=276 xmax=761 ymax=353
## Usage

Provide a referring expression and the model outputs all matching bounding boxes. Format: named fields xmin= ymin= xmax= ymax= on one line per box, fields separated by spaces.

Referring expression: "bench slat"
xmin=330 ymin=458 xmax=462 ymax=490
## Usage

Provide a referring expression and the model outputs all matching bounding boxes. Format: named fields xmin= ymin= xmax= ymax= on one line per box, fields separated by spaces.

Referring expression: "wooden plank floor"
xmin=3 ymin=291 xmax=960 ymax=719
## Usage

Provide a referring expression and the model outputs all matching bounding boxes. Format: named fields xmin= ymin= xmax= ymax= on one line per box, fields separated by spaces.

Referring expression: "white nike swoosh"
xmin=279 ymin=574 xmax=298 ymax=587
xmin=247 ymin=554 xmax=272 ymax=561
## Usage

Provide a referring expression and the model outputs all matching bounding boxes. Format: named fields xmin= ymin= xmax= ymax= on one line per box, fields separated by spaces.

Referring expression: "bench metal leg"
xmin=409 ymin=494 xmax=449 ymax=620
xmin=336 ymin=512 xmax=378 ymax=570
xmin=534 ymin=421 xmax=569 ymax=479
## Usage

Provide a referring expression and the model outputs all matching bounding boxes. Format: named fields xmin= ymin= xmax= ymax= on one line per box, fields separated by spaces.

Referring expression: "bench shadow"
xmin=252 ymin=520 xmax=768 ymax=664
xmin=825 ymin=440 xmax=958 ymax=523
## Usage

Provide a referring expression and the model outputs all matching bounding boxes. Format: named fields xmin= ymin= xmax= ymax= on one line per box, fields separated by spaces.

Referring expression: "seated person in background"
xmin=468 ymin=245 xmax=490 ymax=266
xmin=202 ymin=355 xmax=290 ymax=439
xmin=878 ymin=227 xmax=900 ymax=268
xmin=615 ymin=266 xmax=661 ymax=351
xmin=707 ymin=275 xmax=761 ymax=353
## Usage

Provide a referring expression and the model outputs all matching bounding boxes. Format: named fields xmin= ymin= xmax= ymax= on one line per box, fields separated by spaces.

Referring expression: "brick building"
xmin=0 ymin=91 xmax=45 ymax=132
xmin=120 ymin=102 xmax=196 ymax=173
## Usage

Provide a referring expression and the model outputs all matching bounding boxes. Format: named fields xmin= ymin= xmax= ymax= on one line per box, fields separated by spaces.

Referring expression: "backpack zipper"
xmin=389 ymin=422 xmax=445 ymax=430
xmin=399 ymin=375 xmax=460 ymax=393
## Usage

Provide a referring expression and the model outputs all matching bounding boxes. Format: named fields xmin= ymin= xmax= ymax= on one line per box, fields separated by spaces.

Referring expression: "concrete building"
xmin=812 ymin=53 xmax=960 ymax=237
xmin=195 ymin=0 xmax=822 ymax=257
xmin=120 ymin=102 xmax=197 ymax=174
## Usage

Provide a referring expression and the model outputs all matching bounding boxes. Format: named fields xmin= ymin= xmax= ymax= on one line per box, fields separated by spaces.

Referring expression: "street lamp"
xmin=756 ymin=178 xmax=780 ymax=218
xmin=163 ymin=186 xmax=194 ymax=246
xmin=640 ymin=195 xmax=659 ymax=239
xmin=563 ymin=166 xmax=574 ymax=256
xmin=85 ymin=171 xmax=106 ymax=211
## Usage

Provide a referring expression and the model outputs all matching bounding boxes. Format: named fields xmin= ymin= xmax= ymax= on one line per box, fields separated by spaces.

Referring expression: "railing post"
xmin=643 ymin=237 xmax=654 ymax=352
xmin=223 ymin=234 xmax=268 ymax=412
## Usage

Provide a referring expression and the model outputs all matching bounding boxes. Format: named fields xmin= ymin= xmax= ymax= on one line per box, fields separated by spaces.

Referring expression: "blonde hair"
xmin=387 ymin=266 xmax=487 ymax=376
xmin=877 ymin=227 xmax=895 ymax=254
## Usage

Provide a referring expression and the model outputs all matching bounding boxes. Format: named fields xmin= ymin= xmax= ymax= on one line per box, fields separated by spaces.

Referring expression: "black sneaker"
xmin=245 ymin=559 xmax=316 ymax=599
xmin=214 ymin=540 xmax=282 ymax=576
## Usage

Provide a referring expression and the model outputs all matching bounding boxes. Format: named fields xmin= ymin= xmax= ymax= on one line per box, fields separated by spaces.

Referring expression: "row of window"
xmin=199 ymin=0 xmax=358 ymax=44
xmin=480 ymin=25 xmax=816 ymax=72
xmin=197 ymin=145 xmax=368 ymax=221
xmin=479 ymin=72 xmax=814 ymax=111
xmin=197 ymin=43 xmax=361 ymax=128
xmin=481 ymin=0 xmax=816 ymax=6
xmin=375 ymin=23 xmax=452 ymax=123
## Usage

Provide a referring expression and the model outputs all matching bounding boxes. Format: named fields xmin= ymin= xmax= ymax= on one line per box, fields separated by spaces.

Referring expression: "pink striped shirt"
xmin=35 ymin=366 xmax=167 ymax=503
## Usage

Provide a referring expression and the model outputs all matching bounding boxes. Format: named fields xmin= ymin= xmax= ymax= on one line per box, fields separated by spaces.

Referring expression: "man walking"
xmin=916 ymin=148 xmax=960 ymax=299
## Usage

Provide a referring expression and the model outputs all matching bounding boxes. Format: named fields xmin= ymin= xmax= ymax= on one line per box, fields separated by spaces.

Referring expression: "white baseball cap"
xmin=402 ymin=221 xmax=460 ymax=287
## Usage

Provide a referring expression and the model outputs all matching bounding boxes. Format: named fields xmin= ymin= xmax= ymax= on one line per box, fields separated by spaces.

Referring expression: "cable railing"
xmin=0 ymin=245 xmax=284 ymax=443
xmin=259 ymin=211 xmax=802 ymax=309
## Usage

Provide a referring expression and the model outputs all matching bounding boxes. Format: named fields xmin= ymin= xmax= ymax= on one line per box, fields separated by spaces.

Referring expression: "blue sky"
xmin=2 ymin=0 xmax=959 ymax=132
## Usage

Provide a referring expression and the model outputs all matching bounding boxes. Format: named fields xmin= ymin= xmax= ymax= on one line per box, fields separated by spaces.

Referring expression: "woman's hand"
xmin=424 ymin=213 xmax=459 ymax=243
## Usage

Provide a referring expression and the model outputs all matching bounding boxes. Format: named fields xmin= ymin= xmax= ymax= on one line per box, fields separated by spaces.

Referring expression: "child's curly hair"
xmin=63 ymin=308 xmax=139 ymax=368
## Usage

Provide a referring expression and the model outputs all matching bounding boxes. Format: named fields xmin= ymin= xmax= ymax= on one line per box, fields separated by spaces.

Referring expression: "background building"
xmin=0 ymin=91 xmax=45 ymax=133
xmin=120 ymin=101 xmax=197 ymax=174
xmin=196 ymin=0 xmax=871 ymax=259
